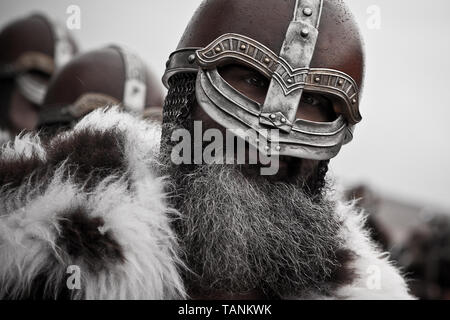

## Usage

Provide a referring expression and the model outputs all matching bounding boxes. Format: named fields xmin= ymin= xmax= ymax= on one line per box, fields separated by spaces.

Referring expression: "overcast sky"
xmin=1 ymin=0 xmax=449 ymax=210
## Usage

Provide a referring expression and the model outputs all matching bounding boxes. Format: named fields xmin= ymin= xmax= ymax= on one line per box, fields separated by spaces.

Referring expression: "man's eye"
xmin=245 ymin=76 xmax=267 ymax=88
xmin=303 ymin=95 xmax=316 ymax=105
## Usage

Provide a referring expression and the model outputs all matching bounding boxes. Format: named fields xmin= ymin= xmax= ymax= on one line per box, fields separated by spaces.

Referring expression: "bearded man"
xmin=0 ymin=0 xmax=413 ymax=300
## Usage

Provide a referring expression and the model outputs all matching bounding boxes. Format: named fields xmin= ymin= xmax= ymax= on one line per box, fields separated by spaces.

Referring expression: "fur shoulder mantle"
xmin=0 ymin=108 xmax=413 ymax=300
xmin=0 ymin=108 xmax=185 ymax=299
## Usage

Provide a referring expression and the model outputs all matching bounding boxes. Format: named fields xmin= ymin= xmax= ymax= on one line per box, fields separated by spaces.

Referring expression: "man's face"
xmin=161 ymin=69 xmax=347 ymax=299
xmin=191 ymin=63 xmax=337 ymax=181
xmin=8 ymin=87 xmax=39 ymax=133
xmin=0 ymin=70 xmax=47 ymax=134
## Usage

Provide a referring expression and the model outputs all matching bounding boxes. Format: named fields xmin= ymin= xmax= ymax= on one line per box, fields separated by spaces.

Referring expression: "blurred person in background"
xmin=345 ymin=184 xmax=450 ymax=300
xmin=394 ymin=215 xmax=450 ymax=300
xmin=345 ymin=185 xmax=392 ymax=252
xmin=37 ymin=45 xmax=164 ymax=138
xmin=0 ymin=13 xmax=78 ymax=142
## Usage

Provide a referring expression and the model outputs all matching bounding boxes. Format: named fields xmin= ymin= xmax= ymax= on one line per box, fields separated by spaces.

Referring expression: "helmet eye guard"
xmin=216 ymin=64 xmax=337 ymax=123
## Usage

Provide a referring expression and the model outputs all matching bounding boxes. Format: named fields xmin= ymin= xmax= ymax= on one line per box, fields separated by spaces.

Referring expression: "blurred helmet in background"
xmin=0 ymin=13 xmax=78 ymax=133
xmin=395 ymin=215 xmax=450 ymax=300
xmin=39 ymin=45 xmax=164 ymax=135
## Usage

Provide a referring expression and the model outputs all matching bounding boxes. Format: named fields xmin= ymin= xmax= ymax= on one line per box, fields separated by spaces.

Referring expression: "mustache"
xmin=162 ymin=161 xmax=348 ymax=298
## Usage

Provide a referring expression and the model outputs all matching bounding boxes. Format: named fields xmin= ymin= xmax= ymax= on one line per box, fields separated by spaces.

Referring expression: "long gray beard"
xmin=161 ymin=159 xmax=346 ymax=298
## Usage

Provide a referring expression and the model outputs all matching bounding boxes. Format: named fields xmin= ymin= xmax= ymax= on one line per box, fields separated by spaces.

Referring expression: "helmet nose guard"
xmin=259 ymin=0 xmax=324 ymax=134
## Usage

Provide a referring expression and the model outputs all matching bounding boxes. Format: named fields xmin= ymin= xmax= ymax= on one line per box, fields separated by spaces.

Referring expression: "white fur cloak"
xmin=0 ymin=108 xmax=414 ymax=300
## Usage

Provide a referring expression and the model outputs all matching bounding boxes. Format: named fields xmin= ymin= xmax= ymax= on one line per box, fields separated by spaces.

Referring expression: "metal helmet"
xmin=0 ymin=13 xmax=78 ymax=107
xmin=163 ymin=0 xmax=364 ymax=160
xmin=39 ymin=45 xmax=164 ymax=128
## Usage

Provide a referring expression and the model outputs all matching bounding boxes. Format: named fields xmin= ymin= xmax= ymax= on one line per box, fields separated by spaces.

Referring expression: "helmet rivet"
xmin=301 ymin=28 xmax=309 ymax=38
xmin=280 ymin=118 xmax=287 ymax=123
xmin=287 ymin=78 xmax=293 ymax=84
xmin=240 ymin=44 xmax=247 ymax=50
xmin=303 ymin=8 xmax=313 ymax=16
xmin=338 ymin=79 xmax=344 ymax=85
xmin=275 ymin=146 xmax=281 ymax=151
xmin=188 ymin=54 xmax=196 ymax=63
xmin=270 ymin=114 xmax=276 ymax=120
xmin=352 ymin=98 xmax=357 ymax=104
xmin=314 ymin=76 xmax=321 ymax=83
xmin=215 ymin=46 xmax=222 ymax=53
xmin=264 ymin=57 xmax=271 ymax=64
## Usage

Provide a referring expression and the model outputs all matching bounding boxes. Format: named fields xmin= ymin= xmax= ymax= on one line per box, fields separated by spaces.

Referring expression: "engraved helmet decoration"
xmin=163 ymin=0 xmax=364 ymax=160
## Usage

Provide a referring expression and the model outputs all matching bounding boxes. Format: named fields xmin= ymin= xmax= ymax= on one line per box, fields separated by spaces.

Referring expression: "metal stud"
xmin=314 ymin=76 xmax=321 ymax=83
xmin=280 ymin=118 xmax=287 ymax=124
xmin=287 ymin=78 xmax=293 ymax=84
xmin=264 ymin=57 xmax=271 ymax=64
xmin=352 ymin=98 xmax=357 ymax=104
xmin=301 ymin=28 xmax=309 ymax=38
xmin=187 ymin=54 xmax=196 ymax=63
xmin=270 ymin=114 xmax=276 ymax=120
xmin=264 ymin=146 xmax=271 ymax=152
xmin=338 ymin=79 xmax=344 ymax=86
xmin=303 ymin=8 xmax=313 ymax=16
xmin=275 ymin=146 xmax=281 ymax=151
xmin=215 ymin=46 xmax=222 ymax=53
xmin=240 ymin=44 xmax=247 ymax=50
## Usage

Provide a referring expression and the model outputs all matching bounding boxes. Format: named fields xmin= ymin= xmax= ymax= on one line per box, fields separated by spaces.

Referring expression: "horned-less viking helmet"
xmin=0 ymin=13 xmax=78 ymax=106
xmin=163 ymin=0 xmax=364 ymax=160
xmin=39 ymin=45 xmax=164 ymax=127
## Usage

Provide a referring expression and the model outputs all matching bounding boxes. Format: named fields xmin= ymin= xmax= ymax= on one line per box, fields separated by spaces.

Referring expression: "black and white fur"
xmin=0 ymin=108 xmax=413 ymax=299
xmin=0 ymin=108 xmax=185 ymax=299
